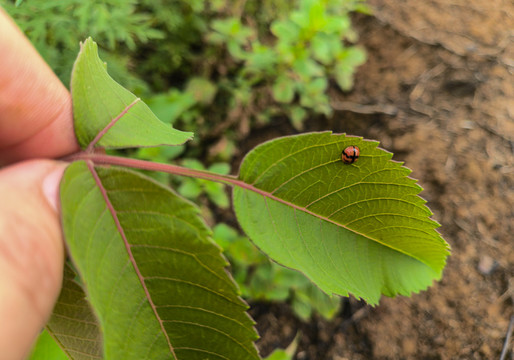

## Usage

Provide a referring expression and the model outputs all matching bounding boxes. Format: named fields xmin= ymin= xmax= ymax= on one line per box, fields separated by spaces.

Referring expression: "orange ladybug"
xmin=342 ymin=146 xmax=360 ymax=164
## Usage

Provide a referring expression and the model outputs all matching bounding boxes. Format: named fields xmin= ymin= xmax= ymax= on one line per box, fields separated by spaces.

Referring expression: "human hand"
xmin=0 ymin=9 xmax=79 ymax=360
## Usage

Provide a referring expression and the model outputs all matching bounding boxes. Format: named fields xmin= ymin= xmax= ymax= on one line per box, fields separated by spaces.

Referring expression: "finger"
xmin=0 ymin=160 xmax=66 ymax=360
xmin=0 ymin=9 xmax=79 ymax=165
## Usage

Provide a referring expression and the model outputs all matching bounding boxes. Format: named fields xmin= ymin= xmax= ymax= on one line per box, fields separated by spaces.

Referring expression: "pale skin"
xmin=0 ymin=9 xmax=79 ymax=359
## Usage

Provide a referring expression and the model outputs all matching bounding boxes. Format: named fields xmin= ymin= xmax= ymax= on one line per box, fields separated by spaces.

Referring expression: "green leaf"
xmin=310 ymin=33 xmax=332 ymax=64
xmin=208 ymin=163 xmax=231 ymax=175
xmin=227 ymin=40 xmax=248 ymax=61
xmin=45 ymin=261 xmax=103 ymax=359
xmin=292 ymin=284 xmax=341 ymax=321
xmin=233 ymin=132 xmax=450 ymax=305
xmin=145 ymin=90 xmax=197 ymax=125
xmin=290 ymin=295 xmax=313 ymax=321
xmin=248 ymin=264 xmax=290 ymax=301
xmin=245 ymin=44 xmax=276 ymax=73
xmin=263 ymin=349 xmax=293 ymax=360
xmin=182 ymin=158 xmax=205 ymax=171
xmin=60 ymin=161 xmax=260 ymax=359
xmin=340 ymin=46 xmax=367 ymax=67
xmin=323 ymin=16 xmax=350 ymax=35
xmin=272 ymin=75 xmax=296 ymax=104
xmin=289 ymin=106 xmax=307 ymax=131
xmin=334 ymin=47 xmax=366 ymax=91
xmin=211 ymin=18 xmax=253 ymax=43
xmin=185 ymin=77 xmax=217 ymax=105
xmin=290 ymin=8 xmax=310 ymax=29
xmin=292 ymin=57 xmax=323 ymax=81
xmin=71 ymin=38 xmax=193 ymax=149
xmin=310 ymin=33 xmax=342 ymax=64
xmin=178 ymin=179 xmax=203 ymax=199
xmin=263 ymin=333 xmax=299 ymax=360
xmin=298 ymin=78 xmax=329 ymax=111
xmin=135 ymin=145 xmax=184 ymax=162
xmin=304 ymin=77 xmax=328 ymax=95
xmin=212 ymin=224 xmax=265 ymax=266
xmin=205 ymin=181 xmax=230 ymax=208
xmin=212 ymin=223 xmax=239 ymax=249
xmin=28 ymin=330 xmax=69 ymax=360
xmin=270 ymin=20 xmax=299 ymax=45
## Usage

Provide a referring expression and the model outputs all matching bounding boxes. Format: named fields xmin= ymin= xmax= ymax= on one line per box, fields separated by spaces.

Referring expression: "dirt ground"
xmin=241 ymin=1 xmax=513 ymax=359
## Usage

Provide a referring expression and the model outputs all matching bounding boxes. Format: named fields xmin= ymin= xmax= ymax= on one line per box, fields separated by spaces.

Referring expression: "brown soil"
xmin=241 ymin=1 xmax=514 ymax=359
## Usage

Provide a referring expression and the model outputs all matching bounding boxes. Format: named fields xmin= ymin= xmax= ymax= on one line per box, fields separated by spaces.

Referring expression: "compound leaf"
xmin=233 ymin=132 xmax=450 ymax=305
xmin=71 ymin=38 xmax=193 ymax=150
xmin=60 ymin=161 xmax=259 ymax=359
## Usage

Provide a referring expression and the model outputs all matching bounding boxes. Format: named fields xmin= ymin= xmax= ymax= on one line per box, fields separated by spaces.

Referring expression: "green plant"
xmin=2 ymin=0 xmax=163 ymax=89
xmin=175 ymin=159 xmax=231 ymax=209
xmin=262 ymin=334 xmax=299 ymax=360
xmin=28 ymin=38 xmax=449 ymax=359
xmin=206 ymin=0 xmax=367 ymax=129
xmin=213 ymin=223 xmax=341 ymax=321
xmin=5 ymin=0 xmax=367 ymax=135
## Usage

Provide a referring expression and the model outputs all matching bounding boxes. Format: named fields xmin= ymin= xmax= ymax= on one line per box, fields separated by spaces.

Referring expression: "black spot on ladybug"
xmin=342 ymin=146 xmax=360 ymax=164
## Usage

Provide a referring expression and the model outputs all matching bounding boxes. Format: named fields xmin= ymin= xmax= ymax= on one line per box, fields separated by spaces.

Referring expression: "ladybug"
xmin=342 ymin=146 xmax=360 ymax=164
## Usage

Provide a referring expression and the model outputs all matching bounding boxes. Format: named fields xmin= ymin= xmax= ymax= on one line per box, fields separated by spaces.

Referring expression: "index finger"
xmin=0 ymin=9 xmax=79 ymax=166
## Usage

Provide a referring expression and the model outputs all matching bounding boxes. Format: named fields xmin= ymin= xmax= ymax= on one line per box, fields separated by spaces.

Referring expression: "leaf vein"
xmin=250 ymin=139 xmax=344 ymax=185
xmin=51 ymin=312 xmax=99 ymax=326
xmin=156 ymin=305 xmax=251 ymax=331
xmin=173 ymin=347 xmax=228 ymax=360
xmin=305 ymin=181 xmax=420 ymax=209
xmin=144 ymin=277 xmax=242 ymax=307
xmin=130 ymin=244 xmax=234 ymax=289
xmin=327 ymin=197 xmax=430 ymax=219
xmin=162 ymin=320 xmax=254 ymax=357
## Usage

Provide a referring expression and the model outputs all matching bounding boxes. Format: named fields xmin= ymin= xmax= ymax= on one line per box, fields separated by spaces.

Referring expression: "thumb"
xmin=0 ymin=160 xmax=66 ymax=360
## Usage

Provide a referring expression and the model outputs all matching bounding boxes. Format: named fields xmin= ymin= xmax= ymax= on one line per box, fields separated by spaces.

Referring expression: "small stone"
xmin=477 ymin=255 xmax=497 ymax=275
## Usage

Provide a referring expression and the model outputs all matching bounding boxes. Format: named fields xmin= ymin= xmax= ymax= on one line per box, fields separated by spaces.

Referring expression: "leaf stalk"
xmin=66 ymin=152 xmax=241 ymax=187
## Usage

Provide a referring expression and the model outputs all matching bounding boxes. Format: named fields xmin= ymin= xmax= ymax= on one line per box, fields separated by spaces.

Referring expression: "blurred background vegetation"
xmin=3 ymin=0 xmax=368 ymax=323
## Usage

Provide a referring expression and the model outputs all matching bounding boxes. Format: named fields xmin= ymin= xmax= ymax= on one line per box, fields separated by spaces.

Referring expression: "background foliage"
xmin=3 ymin=0 xmax=367 ymax=133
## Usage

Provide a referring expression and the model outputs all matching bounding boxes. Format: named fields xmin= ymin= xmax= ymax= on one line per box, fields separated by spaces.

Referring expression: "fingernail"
xmin=42 ymin=164 xmax=67 ymax=212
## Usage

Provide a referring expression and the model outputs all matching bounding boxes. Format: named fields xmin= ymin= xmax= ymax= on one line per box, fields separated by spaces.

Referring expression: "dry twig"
xmin=500 ymin=315 xmax=514 ymax=360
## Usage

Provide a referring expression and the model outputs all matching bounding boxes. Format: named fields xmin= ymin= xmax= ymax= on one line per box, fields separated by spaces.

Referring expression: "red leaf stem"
xmin=85 ymin=98 xmax=141 ymax=153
